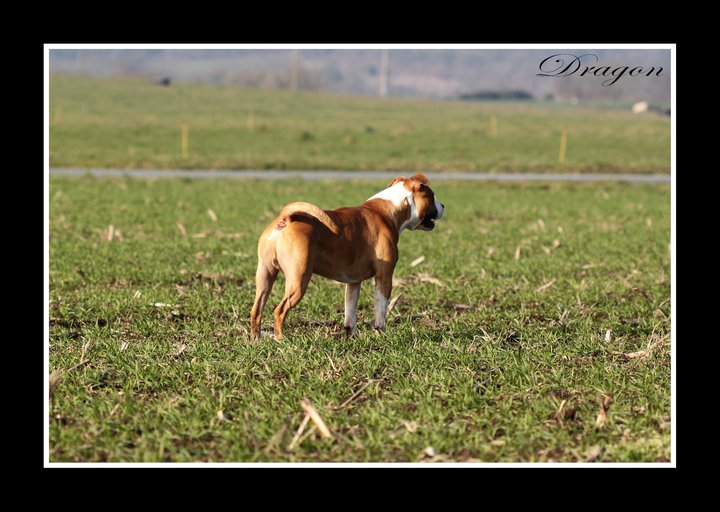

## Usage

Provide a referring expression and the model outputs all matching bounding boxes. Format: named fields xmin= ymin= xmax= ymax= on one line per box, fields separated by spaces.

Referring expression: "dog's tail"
xmin=280 ymin=202 xmax=340 ymax=235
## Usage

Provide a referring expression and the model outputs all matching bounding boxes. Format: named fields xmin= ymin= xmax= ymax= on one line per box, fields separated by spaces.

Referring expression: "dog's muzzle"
xmin=419 ymin=201 xmax=444 ymax=231
xmin=420 ymin=216 xmax=437 ymax=230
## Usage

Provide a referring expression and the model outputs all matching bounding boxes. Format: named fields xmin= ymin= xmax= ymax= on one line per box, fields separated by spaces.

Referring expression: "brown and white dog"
xmin=250 ymin=173 xmax=444 ymax=339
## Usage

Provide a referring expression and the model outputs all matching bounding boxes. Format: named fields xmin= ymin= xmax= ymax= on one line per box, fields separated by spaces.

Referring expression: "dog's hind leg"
xmin=273 ymin=268 xmax=312 ymax=340
xmin=273 ymin=236 xmax=314 ymax=340
xmin=250 ymin=260 xmax=279 ymax=339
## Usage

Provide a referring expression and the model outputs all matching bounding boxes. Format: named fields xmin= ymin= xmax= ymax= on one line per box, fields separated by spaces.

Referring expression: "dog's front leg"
xmin=344 ymin=283 xmax=360 ymax=337
xmin=373 ymin=274 xmax=392 ymax=331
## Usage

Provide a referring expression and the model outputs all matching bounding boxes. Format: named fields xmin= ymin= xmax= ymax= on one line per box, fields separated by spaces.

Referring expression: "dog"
xmin=250 ymin=173 xmax=444 ymax=339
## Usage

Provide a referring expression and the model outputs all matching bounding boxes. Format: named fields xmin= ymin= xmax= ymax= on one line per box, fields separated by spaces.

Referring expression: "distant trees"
xmin=459 ymin=90 xmax=534 ymax=101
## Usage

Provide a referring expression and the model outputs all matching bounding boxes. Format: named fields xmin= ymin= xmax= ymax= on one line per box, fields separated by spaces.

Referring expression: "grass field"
xmin=48 ymin=176 xmax=671 ymax=462
xmin=49 ymin=76 xmax=670 ymax=174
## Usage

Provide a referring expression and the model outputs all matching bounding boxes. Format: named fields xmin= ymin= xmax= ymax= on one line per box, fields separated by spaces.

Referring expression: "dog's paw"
xmin=250 ymin=329 xmax=275 ymax=342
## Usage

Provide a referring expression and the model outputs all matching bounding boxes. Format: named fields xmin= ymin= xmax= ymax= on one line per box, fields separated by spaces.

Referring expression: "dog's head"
xmin=372 ymin=173 xmax=444 ymax=232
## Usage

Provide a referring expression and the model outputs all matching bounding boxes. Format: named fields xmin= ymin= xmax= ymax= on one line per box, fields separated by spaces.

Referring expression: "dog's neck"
xmin=367 ymin=183 xmax=419 ymax=233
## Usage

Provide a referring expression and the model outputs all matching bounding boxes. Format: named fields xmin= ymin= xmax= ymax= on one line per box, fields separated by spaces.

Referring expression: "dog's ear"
xmin=388 ymin=176 xmax=407 ymax=187
xmin=410 ymin=173 xmax=430 ymax=185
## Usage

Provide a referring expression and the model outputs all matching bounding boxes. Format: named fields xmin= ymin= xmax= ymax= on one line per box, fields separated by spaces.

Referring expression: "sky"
xmin=49 ymin=48 xmax=671 ymax=104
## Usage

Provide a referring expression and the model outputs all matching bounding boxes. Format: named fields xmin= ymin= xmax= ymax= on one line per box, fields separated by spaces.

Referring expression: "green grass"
xmin=49 ymin=177 xmax=671 ymax=462
xmin=49 ymin=76 xmax=670 ymax=174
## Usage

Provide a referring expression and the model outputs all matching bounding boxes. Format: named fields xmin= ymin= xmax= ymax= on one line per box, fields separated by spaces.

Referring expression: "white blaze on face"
xmin=368 ymin=182 xmax=420 ymax=232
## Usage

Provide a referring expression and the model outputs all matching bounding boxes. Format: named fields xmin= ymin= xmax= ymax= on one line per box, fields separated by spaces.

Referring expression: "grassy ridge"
xmin=49 ymin=76 xmax=670 ymax=173
xmin=49 ymin=177 xmax=671 ymax=462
